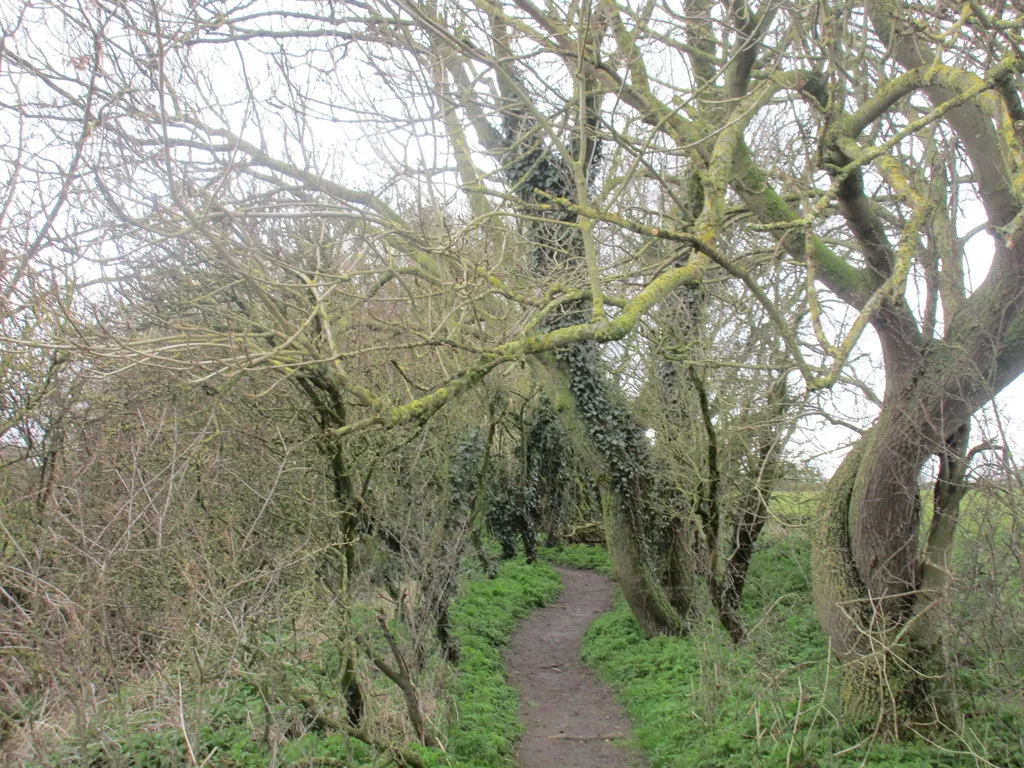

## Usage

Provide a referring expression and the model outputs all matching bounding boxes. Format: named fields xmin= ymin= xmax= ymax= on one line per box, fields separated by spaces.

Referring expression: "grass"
xmin=17 ymin=557 xmax=562 ymax=768
xmin=14 ymin=514 xmax=1021 ymax=768
xmin=543 ymin=543 xmax=615 ymax=575
xmin=445 ymin=557 xmax=562 ymax=766
xmin=567 ymin=531 xmax=1024 ymax=767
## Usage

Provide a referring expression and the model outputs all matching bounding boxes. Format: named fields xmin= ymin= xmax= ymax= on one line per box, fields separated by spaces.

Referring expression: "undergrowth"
xmin=16 ymin=532 xmax=1020 ymax=768
xmin=17 ymin=558 xmax=561 ymax=768
xmin=573 ymin=534 xmax=1024 ymax=767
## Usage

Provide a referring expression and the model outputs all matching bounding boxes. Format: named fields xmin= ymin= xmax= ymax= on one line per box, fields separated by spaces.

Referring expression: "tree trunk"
xmin=489 ymin=50 xmax=694 ymax=634
xmin=525 ymin=398 xmax=568 ymax=547
xmin=294 ymin=371 xmax=367 ymax=726
xmin=812 ymin=406 xmax=962 ymax=732
xmin=914 ymin=424 xmax=970 ymax=651
xmin=562 ymin=340 xmax=693 ymax=635
xmin=807 ymin=0 xmax=1024 ymax=731
xmin=715 ymin=485 xmax=772 ymax=644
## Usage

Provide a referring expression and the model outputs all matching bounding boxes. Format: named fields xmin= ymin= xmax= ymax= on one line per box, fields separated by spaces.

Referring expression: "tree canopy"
xmin=5 ymin=0 xmax=1024 ymax=738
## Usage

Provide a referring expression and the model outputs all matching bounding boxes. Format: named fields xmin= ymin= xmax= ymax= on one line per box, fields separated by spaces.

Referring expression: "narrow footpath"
xmin=505 ymin=566 xmax=647 ymax=768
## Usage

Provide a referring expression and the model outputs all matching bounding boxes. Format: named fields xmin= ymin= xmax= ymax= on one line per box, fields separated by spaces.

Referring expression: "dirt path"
xmin=504 ymin=566 xmax=647 ymax=768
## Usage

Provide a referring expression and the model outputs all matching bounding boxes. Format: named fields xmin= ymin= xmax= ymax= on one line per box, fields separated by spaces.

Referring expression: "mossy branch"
xmin=333 ymin=257 xmax=706 ymax=436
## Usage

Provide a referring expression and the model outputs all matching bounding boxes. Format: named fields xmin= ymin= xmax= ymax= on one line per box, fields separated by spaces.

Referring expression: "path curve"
xmin=505 ymin=565 xmax=646 ymax=768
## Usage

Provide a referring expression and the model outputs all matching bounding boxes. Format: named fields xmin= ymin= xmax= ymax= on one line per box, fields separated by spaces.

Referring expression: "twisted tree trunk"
xmin=812 ymin=332 xmax=1024 ymax=731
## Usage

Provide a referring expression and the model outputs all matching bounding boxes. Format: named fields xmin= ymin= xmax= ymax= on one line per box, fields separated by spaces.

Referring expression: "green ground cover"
xmin=22 ymin=558 xmax=561 ymax=768
xmin=546 ymin=532 xmax=1023 ymax=767
xmin=19 ymin=507 xmax=1021 ymax=768
xmin=445 ymin=558 xmax=562 ymax=766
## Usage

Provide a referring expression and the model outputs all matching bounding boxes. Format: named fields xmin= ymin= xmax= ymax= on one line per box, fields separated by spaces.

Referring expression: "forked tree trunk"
xmin=812 ymin=400 xmax=965 ymax=732
xmin=808 ymin=0 xmax=1024 ymax=733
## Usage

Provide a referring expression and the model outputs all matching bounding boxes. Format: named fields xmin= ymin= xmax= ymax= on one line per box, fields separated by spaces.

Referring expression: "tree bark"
xmin=487 ymin=36 xmax=694 ymax=634
xmin=562 ymin=339 xmax=693 ymax=635
xmin=813 ymin=373 xmax=996 ymax=730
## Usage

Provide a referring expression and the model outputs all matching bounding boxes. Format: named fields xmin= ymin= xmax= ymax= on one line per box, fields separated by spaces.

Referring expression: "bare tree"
xmin=6 ymin=0 xmax=1024 ymax=736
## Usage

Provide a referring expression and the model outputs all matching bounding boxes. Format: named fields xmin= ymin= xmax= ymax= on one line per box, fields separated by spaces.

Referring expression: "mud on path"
xmin=504 ymin=566 xmax=647 ymax=768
